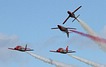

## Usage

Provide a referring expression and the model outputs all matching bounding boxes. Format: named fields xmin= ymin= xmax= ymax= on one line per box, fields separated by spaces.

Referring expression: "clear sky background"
xmin=0 ymin=0 xmax=106 ymax=67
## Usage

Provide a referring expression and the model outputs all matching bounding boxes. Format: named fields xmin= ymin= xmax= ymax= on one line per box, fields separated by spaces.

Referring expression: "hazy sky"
xmin=0 ymin=0 xmax=106 ymax=67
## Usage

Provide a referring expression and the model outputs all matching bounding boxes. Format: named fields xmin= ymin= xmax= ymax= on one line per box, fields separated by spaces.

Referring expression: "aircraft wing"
xmin=26 ymin=48 xmax=34 ymax=51
xmin=26 ymin=49 xmax=34 ymax=51
xmin=8 ymin=48 xmax=14 ymax=50
xmin=50 ymin=50 xmax=57 ymax=52
xmin=63 ymin=16 xmax=70 ymax=24
xmin=73 ymin=6 xmax=82 ymax=14
xmin=26 ymin=52 xmax=74 ymax=67
xmin=68 ymin=50 xmax=76 ymax=53
xmin=67 ymin=27 xmax=76 ymax=30
xmin=51 ymin=27 xmax=58 ymax=29
xmin=50 ymin=50 xmax=61 ymax=53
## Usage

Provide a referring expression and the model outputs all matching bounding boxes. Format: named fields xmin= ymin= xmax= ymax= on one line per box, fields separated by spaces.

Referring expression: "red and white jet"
xmin=8 ymin=44 xmax=33 ymax=52
xmin=63 ymin=6 xmax=82 ymax=24
xmin=50 ymin=46 xmax=76 ymax=54
xmin=51 ymin=25 xmax=76 ymax=38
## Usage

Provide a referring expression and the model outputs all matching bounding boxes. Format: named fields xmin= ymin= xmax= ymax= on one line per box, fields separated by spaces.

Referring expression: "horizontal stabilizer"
xmin=72 ymin=14 xmax=80 ymax=22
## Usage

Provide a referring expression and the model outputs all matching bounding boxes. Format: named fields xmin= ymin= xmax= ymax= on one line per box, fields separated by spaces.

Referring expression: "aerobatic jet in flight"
xmin=50 ymin=46 xmax=76 ymax=54
xmin=63 ymin=6 xmax=82 ymax=24
xmin=8 ymin=44 xmax=33 ymax=52
xmin=51 ymin=25 xmax=76 ymax=38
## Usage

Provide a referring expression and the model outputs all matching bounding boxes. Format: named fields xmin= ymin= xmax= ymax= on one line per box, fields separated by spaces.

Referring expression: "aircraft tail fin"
xmin=66 ymin=46 xmax=68 ymax=52
xmin=25 ymin=44 xmax=27 ymax=51
xmin=72 ymin=14 xmax=80 ymax=22
xmin=66 ymin=32 xmax=69 ymax=38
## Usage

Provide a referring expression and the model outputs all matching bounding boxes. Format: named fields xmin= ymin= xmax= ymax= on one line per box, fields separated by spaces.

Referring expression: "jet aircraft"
xmin=50 ymin=46 xmax=76 ymax=54
xmin=63 ymin=6 xmax=82 ymax=24
xmin=51 ymin=25 xmax=76 ymax=38
xmin=8 ymin=44 xmax=33 ymax=52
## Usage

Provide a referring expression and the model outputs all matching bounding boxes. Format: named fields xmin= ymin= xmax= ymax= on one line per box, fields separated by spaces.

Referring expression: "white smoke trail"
xmin=26 ymin=51 xmax=74 ymax=67
xmin=77 ymin=18 xmax=106 ymax=52
xmin=68 ymin=54 xmax=105 ymax=67
xmin=77 ymin=19 xmax=97 ymax=36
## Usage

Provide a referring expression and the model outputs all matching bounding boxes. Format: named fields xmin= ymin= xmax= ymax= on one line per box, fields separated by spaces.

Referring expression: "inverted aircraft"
xmin=51 ymin=25 xmax=76 ymax=38
xmin=8 ymin=44 xmax=33 ymax=52
xmin=50 ymin=46 xmax=76 ymax=54
xmin=63 ymin=6 xmax=82 ymax=24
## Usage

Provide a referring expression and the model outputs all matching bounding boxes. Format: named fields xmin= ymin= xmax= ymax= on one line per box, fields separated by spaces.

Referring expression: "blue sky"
xmin=0 ymin=0 xmax=106 ymax=67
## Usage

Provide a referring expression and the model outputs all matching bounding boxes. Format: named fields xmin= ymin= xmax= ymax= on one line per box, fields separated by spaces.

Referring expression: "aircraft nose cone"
xmin=57 ymin=25 xmax=60 ymax=27
xmin=67 ymin=11 xmax=70 ymax=14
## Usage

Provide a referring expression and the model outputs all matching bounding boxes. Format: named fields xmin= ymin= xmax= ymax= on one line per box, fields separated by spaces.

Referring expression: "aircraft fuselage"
xmin=57 ymin=25 xmax=68 ymax=33
xmin=67 ymin=11 xmax=76 ymax=18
